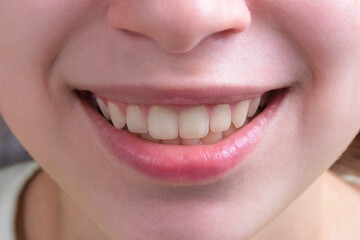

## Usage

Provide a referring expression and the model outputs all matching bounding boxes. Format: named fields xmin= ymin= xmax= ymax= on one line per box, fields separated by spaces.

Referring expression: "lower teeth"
xmin=102 ymin=113 xmax=261 ymax=146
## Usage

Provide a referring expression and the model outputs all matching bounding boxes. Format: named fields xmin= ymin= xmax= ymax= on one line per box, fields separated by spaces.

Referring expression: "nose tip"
xmin=107 ymin=0 xmax=251 ymax=53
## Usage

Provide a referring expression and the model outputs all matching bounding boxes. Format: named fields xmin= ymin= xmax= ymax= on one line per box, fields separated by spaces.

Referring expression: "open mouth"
xmin=78 ymin=88 xmax=286 ymax=184
xmin=81 ymin=91 xmax=269 ymax=145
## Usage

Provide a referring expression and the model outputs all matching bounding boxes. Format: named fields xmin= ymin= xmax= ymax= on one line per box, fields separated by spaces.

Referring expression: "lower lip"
xmin=81 ymin=90 xmax=286 ymax=184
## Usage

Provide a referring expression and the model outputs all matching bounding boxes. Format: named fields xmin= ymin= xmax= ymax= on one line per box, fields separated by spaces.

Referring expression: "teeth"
xmin=126 ymin=105 xmax=148 ymax=134
xmin=247 ymin=96 xmax=261 ymax=117
xmin=210 ymin=104 xmax=231 ymax=133
xmin=182 ymin=138 xmax=201 ymax=145
xmin=148 ymin=106 xmax=178 ymax=140
xmin=108 ymin=102 xmax=126 ymax=129
xmin=95 ymin=93 xmax=267 ymax=145
xmin=231 ymin=100 xmax=250 ymax=128
xmin=222 ymin=123 xmax=237 ymax=139
xmin=96 ymin=99 xmax=111 ymax=120
xmin=140 ymin=133 xmax=161 ymax=143
xmin=179 ymin=106 xmax=209 ymax=139
xmin=162 ymin=137 xmax=181 ymax=145
xmin=201 ymin=131 xmax=222 ymax=145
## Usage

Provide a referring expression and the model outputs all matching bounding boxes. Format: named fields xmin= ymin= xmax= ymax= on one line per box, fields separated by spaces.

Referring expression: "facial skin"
xmin=1 ymin=0 xmax=360 ymax=239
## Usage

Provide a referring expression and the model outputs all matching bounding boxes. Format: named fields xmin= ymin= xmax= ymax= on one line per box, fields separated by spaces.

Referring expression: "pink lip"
xmin=81 ymin=89 xmax=286 ymax=184
xmin=79 ymin=84 xmax=275 ymax=105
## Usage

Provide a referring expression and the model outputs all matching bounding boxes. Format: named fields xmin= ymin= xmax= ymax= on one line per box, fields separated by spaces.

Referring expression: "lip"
xmin=80 ymin=89 xmax=286 ymax=184
xmin=77 ymin=84 xmax=276 ymax=105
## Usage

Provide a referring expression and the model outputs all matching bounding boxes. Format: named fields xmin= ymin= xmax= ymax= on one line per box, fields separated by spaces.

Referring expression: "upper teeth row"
xmin=96 ymin=96 xmax=263 ymax=141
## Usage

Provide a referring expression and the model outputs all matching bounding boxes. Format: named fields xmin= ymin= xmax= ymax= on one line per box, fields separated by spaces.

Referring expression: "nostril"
xmin=211 ymin=28 xmax=244 ymax=41
xmin=121 ymin=29 xmax=148 ymax=39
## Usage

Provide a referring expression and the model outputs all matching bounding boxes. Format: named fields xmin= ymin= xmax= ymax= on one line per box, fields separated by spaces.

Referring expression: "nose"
xmin=107 ymin=0 xmax=251 ymax=53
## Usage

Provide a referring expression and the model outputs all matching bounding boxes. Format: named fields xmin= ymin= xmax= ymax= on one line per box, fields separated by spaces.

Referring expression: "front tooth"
xmin=247 ymin=96 xmax=261 ymax=117
xmin=108 ymin=102 xmax=126 ymax=129
xmin=148 ymin=106 xmax=178 ymax=140
xmin=181 ymin=138 xmax=201 ymax=145
xmin=126 ymin=105 xmax=148 ymax=134
xmin=231 ymin=100 xmax=250 ymax=128
xmin=210 ymin=104 xmax=231 ymax=133
xmin=140 ymin=133 xmax=161 ymax=143
xmin=201 ymin=131 xmax=222 ymax=145
xmin=179 ymin=106 xmax=209 ymax=139
xmin=96 ymin=98 xmax=111 ymax=120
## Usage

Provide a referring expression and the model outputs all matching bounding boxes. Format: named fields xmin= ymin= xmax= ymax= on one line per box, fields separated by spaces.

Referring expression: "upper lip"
xmin=77 ymin=84 xmax=281 ymax=105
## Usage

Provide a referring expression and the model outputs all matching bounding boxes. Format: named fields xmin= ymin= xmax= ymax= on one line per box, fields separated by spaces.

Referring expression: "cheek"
xmin=249 ymin=0 xmax=360 ymax=165
xmin=0 ymin=0 xmax=105 ymax=161
xmin=250 ymin=0 xmax=360 ymax=124
xmin=276 ymin=1 xmax=360 ymax=123
xmin=287 ymin=1 xmax=359 ymax=62
xmin=293 ymin=1 xmax=360 ymax=130
xmin=0 ymin=0 xmax=104 ymax=70
xmin=251 ymin=0 xmax=360 ymax=64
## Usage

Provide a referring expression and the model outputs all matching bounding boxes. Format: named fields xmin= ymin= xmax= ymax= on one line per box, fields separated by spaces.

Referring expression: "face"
xmin=1 ymin=0 xmax=360 ymax=239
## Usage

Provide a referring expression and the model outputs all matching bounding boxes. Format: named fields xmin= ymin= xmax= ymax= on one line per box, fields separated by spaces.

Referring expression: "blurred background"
xmin=0 ymin=115 xmax=31 ymax=168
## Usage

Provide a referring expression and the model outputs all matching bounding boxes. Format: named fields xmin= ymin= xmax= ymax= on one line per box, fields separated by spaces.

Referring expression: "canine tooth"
xmin=247 ymin=96 xmax=261 ymax=117
xmin=210 ymin=104 xmax=231 ymax=133
xmin=182 ymin=138 xmax=201 ymax=145
xmin=126 ymin=105 xmax=148 ymax=134
xmin=222 ymin=124 xmax=237 ymax=138
xmin=162 ymin=137 xmax=181 ymax=145
xmin=179 ymin=106 xmax=209 ymax=139
xmin=140 ymin=133 xmax=161 ymax=143
xmin=201 ymin=131 xmax=222 ymax=145
xmin=96 ymin=98 xmax=111 ymax=120
xmin=108 ymin=102 xmax=126 ymax=129
xmin=148 ymin=106 xmax=178 ymax=140
xmin=231 ymin=100 xmax=249 ymax=128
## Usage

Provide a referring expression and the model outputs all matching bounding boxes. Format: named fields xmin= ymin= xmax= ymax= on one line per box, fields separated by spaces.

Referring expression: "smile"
xmin=79 ymin=88 xmax=286 ymax=184
xmin=94 ymin=94 xmax=266 ymax=145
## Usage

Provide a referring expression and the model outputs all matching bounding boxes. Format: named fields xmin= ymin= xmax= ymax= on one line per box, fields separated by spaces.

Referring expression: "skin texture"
xmin=0 ymin=0 xmax=360 ymax=239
